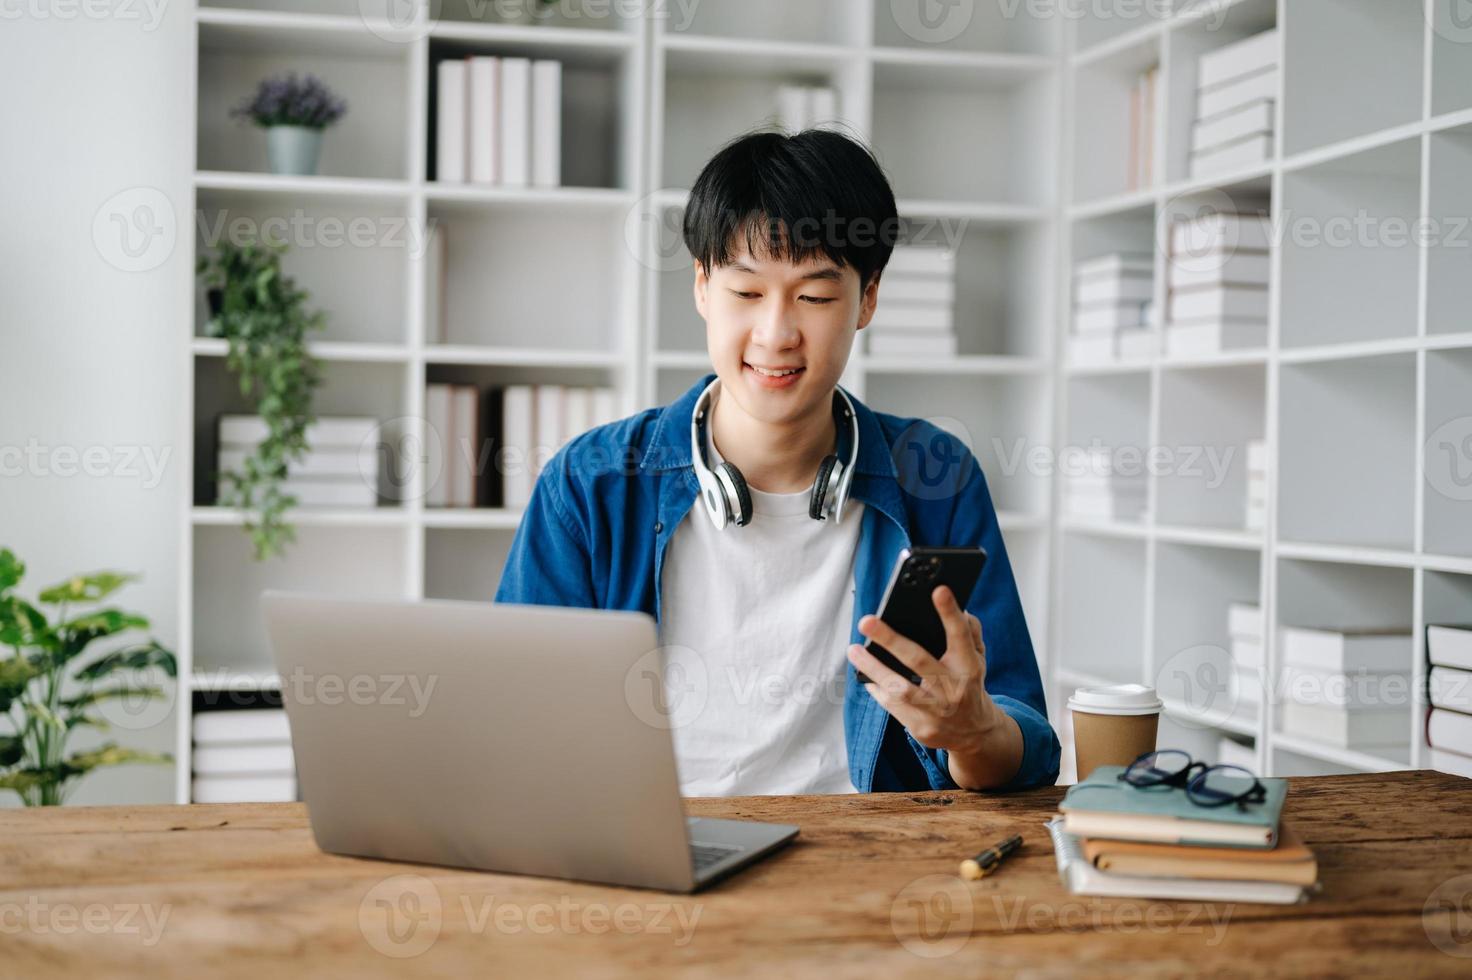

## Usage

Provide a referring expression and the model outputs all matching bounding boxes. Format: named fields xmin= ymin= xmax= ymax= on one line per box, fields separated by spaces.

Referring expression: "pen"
xmin=959 ymin=833 xmax=1023 ymax=880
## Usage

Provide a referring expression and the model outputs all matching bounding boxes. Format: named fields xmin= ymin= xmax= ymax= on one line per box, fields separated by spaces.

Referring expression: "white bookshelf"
xmin=178 ymin=0 xmax=1061 ymax=802
xmin=1053 ymin=0 xmax=1472 ymax=782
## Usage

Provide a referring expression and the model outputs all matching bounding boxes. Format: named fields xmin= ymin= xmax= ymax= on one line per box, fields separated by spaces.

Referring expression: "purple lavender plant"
xmin=232 ymin=73 xmax=348 ymax=130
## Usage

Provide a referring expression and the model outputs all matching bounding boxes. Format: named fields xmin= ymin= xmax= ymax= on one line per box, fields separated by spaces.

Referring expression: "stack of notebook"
xmin=1051 ymin=764 xmax=1317 ymax=904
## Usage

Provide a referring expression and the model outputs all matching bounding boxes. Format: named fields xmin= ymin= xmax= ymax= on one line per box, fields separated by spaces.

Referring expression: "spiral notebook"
xmin=1046 ymin=818 xmax=1308 ymax=905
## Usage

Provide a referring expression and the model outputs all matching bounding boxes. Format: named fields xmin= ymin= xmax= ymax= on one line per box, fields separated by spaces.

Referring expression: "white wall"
xmin=0 ymin=10 xmax=192 ymax=804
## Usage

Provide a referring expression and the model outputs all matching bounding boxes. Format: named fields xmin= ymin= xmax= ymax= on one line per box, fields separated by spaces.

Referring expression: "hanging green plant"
xmin=0 ymin=547 xmax=176 ymax=806
xmin=197 ymin=240 xmax=324 ymax=560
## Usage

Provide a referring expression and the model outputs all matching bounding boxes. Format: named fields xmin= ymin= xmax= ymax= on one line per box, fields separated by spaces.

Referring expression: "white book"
xmin=501 ymin=385 xmax=536 ymax=510
xmin=192 ymin=774 xmax=297 ymax=804
xmin=591 ymin=387 xmax=619 ymax=429
xmin=436 ymin=59 xmax=468 ymax=184
xmin=1432 ymin=748 xmax=1472 ymax=779
xmin=498 ymin=57 xmax=532 ymax=187
xmin=1197 ymin=29 xmax=1279 ymax=90
xmin=1117 ymin=329 xmax=1155 ymax=360
xmin=1076 ymin=274 xmax=1153 ymax=306
xmin=425 ymin=384 xmax=452 ymax=507
xmin=1246 ymin=439 xmax=1269 ymax=474
xmin=1047 ymin=819 xmax=1305 ymax=905
xmin=880 ymin=276 xmax=956 ymax=305
xmin=1245 ymin=500 xmax=1266 ymax=531
xmin=273 ymin=480 xmax=378 ymax=508
xmin=775 ymin=84 xmax=810 ymax=133
xmin=468 ymin=56 xmax=501 ymax=185
xmin=809 ymin=86 xmax=838 ymax=129
xmin=1428 ymin=625 xmax=1472 ymax=671
xmin=1171 ymin=212 xmax=1272 ymax=256
xmin=452 ymin=385 xmax=479 ymax=508
xmin=218 ymin=447 xmax=372 ymax=480
xmin=1278 ymin=664 xmax=1411 ymax=709
xmin=1217 ymin=736 xmax=1256 ymax=770
xmin=1169 ymin=284 xmax=1269 ymax=323
xmin=1230 ymin=664 xmax=1262 ymax=706
xmin=1231 ymin=639 xmax=1262 ymax=673
xmin=1074 ymin=253 xmax=1152 ymax=280
xmin=1429 ymin=667 xmax=1472 ymax=714
xmin=867 ymin=331 xmax=957 ymax=356
xmin=1168 ymin=249 xmax=1271 ymax=290
xmin=218 ymin=416 xmax=378 ymax=450
xmin=1198 ymin=66 xmax=1278 ymax=120
xmin=425 ymin=221 xmax=447 ymax=344
xmin=192 ymin=743 xmax=296 ymax=776
xmin=1164 ymin=320 xmax=1267 ymax=356
xmin=1068 ymin=333 xmax=1120 ymax=365
xmin=1191 ymin=132 xmax=1275 ymax=178
xmin=887 ymin=247 xmax=955 ymax=276
xmin=1429 ymin=708 xmax=1472 ymax=755
xmin=1281 ymin=701 xmax=1409 ymax=749
xmin=531 ymin=59 xmax=561 ymax=188
xmin=1228 ymin=602 xmax=1264 ymax=643
xmin=869 ymin=304 xmax=953 ymax=331
xmin=562 ymin=387 xmax=592 ymax=444
xmin=1192 ymin=98 xmax=1274 ymax=154
xmin=1279 ymin=627 xmax=1413 ymax=673
xmin=192 ymin=708 xmax=291 ymax=745
xmin=534 ymin=383 xmax=566 ymax=474
xmin=1074 ymin=302 xmax=1148 ymax=333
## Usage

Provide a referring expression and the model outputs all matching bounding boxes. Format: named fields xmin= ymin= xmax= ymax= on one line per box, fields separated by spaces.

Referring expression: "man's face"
xmin=693 ymin=246 xmax=880 ymax=426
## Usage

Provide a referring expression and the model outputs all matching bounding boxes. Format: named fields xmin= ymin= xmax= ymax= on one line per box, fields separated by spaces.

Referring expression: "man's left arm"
xmin=845 ymin=458 xmax=1061 ymax=791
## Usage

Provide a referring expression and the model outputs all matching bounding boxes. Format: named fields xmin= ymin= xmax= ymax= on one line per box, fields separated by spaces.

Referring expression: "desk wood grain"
xmin=2 ymin=771 xmax=1470 ymax=977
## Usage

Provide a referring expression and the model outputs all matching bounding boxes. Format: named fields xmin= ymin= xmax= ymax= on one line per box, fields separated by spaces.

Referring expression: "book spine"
xmin=436 ymin=59 xmax=467 ymax=184
xmin=468 ymin=56 xmax=501 ymax=184
xmin=531 ymin=59 xmax=561 ymax=188
xmin=499 ymin=58 xmax=532 ymax=187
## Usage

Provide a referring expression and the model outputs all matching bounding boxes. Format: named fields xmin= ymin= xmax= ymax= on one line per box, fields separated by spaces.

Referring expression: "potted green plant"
xmin=0 ymin=548 xmax=176 ymax=806
xmin=198 ymin=240 xmax=325 ymax=560
xmin=233 ymin=73 xmax=348 ymax=177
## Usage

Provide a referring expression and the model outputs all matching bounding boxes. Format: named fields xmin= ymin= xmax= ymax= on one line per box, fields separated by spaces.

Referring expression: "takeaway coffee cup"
xmin=1067 ymin=683 xmax=1163 ymax=782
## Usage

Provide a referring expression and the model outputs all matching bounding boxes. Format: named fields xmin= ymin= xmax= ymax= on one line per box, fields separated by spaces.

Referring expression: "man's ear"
xmin=692 ymin=260 xmax=709 ymax=321
xmin=856 ymin=271 xmax=881 ymax=331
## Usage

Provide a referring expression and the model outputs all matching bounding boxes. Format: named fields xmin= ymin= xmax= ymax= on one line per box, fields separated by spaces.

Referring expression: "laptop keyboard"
xmin=690 ymin=841 xmax=741 ymax=872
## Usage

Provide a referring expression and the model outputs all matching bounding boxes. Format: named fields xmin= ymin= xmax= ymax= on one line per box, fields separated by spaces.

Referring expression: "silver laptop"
xmin=261 ymin=592 xmax=798 ymax=892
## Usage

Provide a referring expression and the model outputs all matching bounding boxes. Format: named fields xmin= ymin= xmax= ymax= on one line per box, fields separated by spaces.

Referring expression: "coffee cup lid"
xmin=1067 ymin=683 xmax=1163 ymax=716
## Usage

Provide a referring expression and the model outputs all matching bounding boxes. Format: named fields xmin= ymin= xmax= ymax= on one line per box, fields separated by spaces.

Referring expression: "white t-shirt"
xmin=658 ymin=402 xmax=863 ymax=796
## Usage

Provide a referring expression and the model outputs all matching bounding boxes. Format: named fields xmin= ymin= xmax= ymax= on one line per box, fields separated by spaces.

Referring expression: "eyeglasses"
xmin=1117 ymin=749 xmax=1267 ymax=810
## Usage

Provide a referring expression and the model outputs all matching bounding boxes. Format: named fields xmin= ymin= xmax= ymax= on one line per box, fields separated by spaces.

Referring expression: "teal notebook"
xmin=1059 ymin=765 xmax=1287 ymax=849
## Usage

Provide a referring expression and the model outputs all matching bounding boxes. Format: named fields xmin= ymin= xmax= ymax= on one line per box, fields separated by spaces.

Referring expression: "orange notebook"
xmin=1082 ymin=823 xmax=1318 ymax=886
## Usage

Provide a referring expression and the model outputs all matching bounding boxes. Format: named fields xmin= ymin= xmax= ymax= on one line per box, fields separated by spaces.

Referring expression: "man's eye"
xmin=730 ymin=290 xmax=760 ymax=299
xmin=801 ymin=296 xmax=836 ymax=304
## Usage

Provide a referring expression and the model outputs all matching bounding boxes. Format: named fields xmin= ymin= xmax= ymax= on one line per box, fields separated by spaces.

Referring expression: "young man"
xmin=495 ymin=129 xmax=1059 ymax=795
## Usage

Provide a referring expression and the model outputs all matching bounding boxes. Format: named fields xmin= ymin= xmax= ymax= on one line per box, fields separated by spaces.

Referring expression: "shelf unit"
xmin=179 ymin=0 xmax=1061 ymax=802
xmin=1053 ymin=0 xmax=1472 ymax=782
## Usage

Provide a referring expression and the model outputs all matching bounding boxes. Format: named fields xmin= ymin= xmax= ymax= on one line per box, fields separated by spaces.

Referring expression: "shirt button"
xmin=654 ymin=521 xmax=663 ymax=533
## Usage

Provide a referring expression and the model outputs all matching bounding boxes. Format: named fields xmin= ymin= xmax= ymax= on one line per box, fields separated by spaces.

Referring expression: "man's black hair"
xmin=682 ymin=129 xmax=899 ymax=289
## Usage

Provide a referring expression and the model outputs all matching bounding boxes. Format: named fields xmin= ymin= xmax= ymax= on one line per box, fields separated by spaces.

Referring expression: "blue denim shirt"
xmin=494 ymin=373 xmax=1060 ymax=793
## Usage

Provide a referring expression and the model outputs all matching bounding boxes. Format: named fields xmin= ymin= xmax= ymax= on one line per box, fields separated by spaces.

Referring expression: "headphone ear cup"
xmin=716 ymin=461 xmax=753 ymax=527
xmin=809 ymin=454 xmax=840 ymax=521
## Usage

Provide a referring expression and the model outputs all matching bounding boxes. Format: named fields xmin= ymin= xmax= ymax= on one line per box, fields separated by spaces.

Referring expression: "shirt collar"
xmin=639 ymin=372 xmax=898 ymax=480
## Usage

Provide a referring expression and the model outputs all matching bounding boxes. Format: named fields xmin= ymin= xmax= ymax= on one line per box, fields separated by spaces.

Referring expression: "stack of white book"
xmin=774 ymin=85 xmax=840 ymax=133
xmin=218 ymin=416 xmax=379 ymax=508
xmin=868 ymin=245 xmax=956 ymax=356
xmin=1191 ymin=29 xmax=1278 ymax=179
xmin=1245 ymin=438 xmax=1267 ymax=531
xmin=425 ymin=383 xmax=482 ymax=509
xmin=495 ymin=384 xmax=621 ymax=510
xmin=1064 ymin=447 xmax=1147 ymax=521
xmin=1165 ymin=211 xmax=1270 ymax=356
xmin=1227 ymin=602 xmax=1265 ymax=718
xmin=1427 ymin=625 xmax=1472 ymax=778
xmin=191 ymin=708 xmax=295 ymax=804
xmin=437 ymin=56 xmax=561 ymax=187
xmin=1069 ymin=254 xmax=1154 ymax=365
xmin=1126 ymin=65 xmax=1158 ymax=191
xmin=1278 ymin=627 xmax=1412 ymax=752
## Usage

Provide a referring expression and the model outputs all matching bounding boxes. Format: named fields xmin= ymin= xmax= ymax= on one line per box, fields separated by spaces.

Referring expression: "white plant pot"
xmin=266 ymin=125 xmax=324 ymax=176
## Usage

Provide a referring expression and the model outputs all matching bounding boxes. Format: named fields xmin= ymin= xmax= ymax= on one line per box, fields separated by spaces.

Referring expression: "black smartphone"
xmin=855 ymin=546 xmax=988 ymax=686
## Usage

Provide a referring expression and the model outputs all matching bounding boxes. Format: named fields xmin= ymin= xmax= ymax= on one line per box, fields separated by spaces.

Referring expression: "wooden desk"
xmin=2 ymin=771 xmax=1470 ymax=977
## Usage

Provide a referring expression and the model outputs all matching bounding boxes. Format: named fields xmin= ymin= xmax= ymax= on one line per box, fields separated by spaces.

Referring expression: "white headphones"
xmin=690 ymin=378 xmax=860 ymax=530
